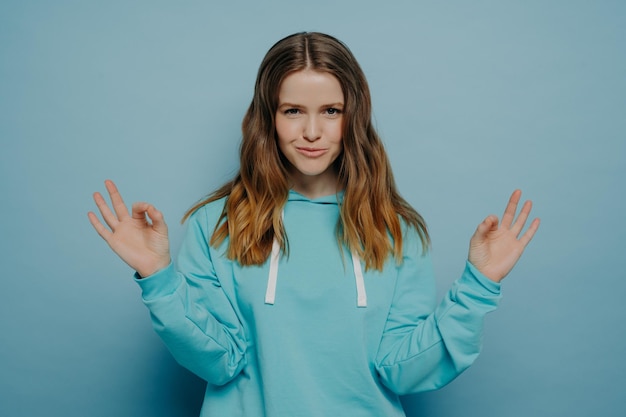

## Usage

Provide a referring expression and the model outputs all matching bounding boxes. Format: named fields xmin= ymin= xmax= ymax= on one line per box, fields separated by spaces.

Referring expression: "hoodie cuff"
xmin=464 ymin=261 xmax=501 ymax=295
xmin=133 ymin=262 xmax=182 ymax=301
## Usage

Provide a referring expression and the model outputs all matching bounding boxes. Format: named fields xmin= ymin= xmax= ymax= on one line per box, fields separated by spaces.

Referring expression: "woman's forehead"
xmin=278 ymin=70 xmax=344 ymax=105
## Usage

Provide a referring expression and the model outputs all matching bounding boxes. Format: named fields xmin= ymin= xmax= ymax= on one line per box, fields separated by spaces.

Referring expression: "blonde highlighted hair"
xmin=183 ymin=32 xmax=429 ymax=270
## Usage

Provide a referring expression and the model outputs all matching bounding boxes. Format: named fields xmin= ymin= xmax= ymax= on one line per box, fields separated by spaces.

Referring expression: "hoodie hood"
xmin=265 ymin=189 xmax=366 ymax=307
xmin=286 ymin=189 xmax=344 ymax=204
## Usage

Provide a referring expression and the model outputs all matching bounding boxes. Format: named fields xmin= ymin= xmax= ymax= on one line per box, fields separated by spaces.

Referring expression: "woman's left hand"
xmin=468 ymin=190 xmax=540 ymax=283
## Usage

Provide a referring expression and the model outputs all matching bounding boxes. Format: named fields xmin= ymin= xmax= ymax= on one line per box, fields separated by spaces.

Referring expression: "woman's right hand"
xmin=88 ymin=180 xmax=171 ymax=278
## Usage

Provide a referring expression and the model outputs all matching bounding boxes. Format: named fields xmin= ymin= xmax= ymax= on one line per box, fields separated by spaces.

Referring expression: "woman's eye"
xmin=326 ymin=108 xmax=342 ymax=116
xmin=284 ymin=108 xmax=300 ymax=115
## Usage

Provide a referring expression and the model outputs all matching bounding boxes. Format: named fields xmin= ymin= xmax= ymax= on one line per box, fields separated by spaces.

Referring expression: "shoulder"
xmin=186 ymin=196 xmax=228 ymax=230
xmin=399 ymin=217 xmax=429 ymax=258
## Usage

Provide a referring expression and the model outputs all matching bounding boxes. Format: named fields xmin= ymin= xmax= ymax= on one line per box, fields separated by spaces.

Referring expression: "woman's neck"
xmin=288 ymin=170 xmax=340 ymax=200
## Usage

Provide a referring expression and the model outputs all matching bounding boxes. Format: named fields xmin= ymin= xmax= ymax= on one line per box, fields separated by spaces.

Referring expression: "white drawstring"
xmin=264 ymin=236 xmax=281 ymax=305
xmin=264 ymin=237 xmax=368 ymax=307
xmin=351 ymin=249 xmax=367 ymax=308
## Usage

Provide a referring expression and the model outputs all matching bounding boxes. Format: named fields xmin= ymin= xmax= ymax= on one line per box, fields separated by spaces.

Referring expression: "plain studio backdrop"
xmin=1 ymin=1 xmax=624 ymax=416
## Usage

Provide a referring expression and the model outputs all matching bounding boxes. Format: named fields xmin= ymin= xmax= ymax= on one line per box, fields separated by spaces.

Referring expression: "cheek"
xmin=275 ymin=118 xmax=295 ymax=144
xmin=331 ymin=121 xmax=343 ymax=144
xmin=274 ymin=124 xmax=286 ymax=154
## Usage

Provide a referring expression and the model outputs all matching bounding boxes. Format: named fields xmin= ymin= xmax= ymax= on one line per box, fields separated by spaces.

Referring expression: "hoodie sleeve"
xmin=375 ymin=226 xmax=501 ymax=395
xmin=134 ymin=205 xmax=247 ymax=386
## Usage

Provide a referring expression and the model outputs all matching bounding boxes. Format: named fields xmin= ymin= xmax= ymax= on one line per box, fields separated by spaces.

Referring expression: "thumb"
xmin=474 ymin=215 xmax=499 ymax=240
xmin=145 ymin=204 xmax=168 ymax=234
xmin=131 ymin=202 xmax=150 ymax=220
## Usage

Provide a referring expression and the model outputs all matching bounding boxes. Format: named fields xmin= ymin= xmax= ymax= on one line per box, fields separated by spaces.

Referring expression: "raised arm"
xmin=376 ymin=190 xmax=539 ymax=394
xmin=89 ymin=181 xmax=247 ymax=384
xmin=88 ymin=179 xmax=171 ymax=277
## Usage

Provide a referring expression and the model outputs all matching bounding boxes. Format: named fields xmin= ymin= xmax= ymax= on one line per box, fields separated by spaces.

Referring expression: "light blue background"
xmin=1 ymin=1 xmax=624 ymax=416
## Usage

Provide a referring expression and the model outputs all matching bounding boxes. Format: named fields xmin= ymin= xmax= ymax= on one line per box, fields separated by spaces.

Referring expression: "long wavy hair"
xmin=183 ymin=32 xmax=429 ymax=270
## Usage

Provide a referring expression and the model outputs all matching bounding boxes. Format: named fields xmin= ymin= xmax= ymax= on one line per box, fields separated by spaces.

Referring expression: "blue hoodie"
xmin=135 ymin=190 xmax=501 ymax=416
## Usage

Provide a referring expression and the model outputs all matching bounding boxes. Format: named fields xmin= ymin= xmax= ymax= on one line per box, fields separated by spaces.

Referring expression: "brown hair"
xmin=183 ymin=32 xmax=429 ymax=270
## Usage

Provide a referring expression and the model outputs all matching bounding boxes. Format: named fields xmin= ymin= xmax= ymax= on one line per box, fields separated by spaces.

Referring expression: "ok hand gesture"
xmin=88 ymin=180 xmax=171 ymax=278
xmin=468 ymin=190 xmax=540 ymax=283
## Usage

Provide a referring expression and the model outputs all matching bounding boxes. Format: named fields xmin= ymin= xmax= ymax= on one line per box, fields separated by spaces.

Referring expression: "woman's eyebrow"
xmin=323 ymin=102 xmax=344 ymax=108
xmin=278 ymin=102 xmax=344 ymax=108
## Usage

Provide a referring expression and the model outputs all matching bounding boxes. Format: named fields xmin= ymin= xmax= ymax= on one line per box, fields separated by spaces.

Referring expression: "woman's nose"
xmin=303 ymin=116 xmax=321 ymax=141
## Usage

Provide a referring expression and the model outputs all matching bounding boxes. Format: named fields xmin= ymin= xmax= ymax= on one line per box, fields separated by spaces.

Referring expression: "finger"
xmin=511 ymin=199 xmax=532 ymax=236
xmin=131 ymin=201 xmax=165 ymax=227
xmin=519 ymin=217 xmax=540 ymax=247
xmin=87 ymin=211 xmax=113 ymax=241
xmin=105 ymin=180 xmax=130 ymax=221
xmin=93 ymin=191 xmax=119 ymax=229
xmin=501 ymin=189 xmax=522 ymax=229
xmin=474 ymin=215 xmax=499 ymax=239
xmin=145 ymin=204 xmax=168 ymax=234
xmin=131 ymin=202 xmax=151 ymax=223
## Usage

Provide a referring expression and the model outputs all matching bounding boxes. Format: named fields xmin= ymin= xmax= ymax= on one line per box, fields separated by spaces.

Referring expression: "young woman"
xmin=89 ymin=32 xmax=539 ymax=417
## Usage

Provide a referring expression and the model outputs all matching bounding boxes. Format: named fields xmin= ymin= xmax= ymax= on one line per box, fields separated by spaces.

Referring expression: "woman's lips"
xmin=296 ymin=147 xmax=327 ymax=157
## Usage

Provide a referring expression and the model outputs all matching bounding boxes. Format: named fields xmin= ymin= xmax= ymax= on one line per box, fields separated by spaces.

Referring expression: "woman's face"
xmin=275 ymin=69 xmax=344 ymax=198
